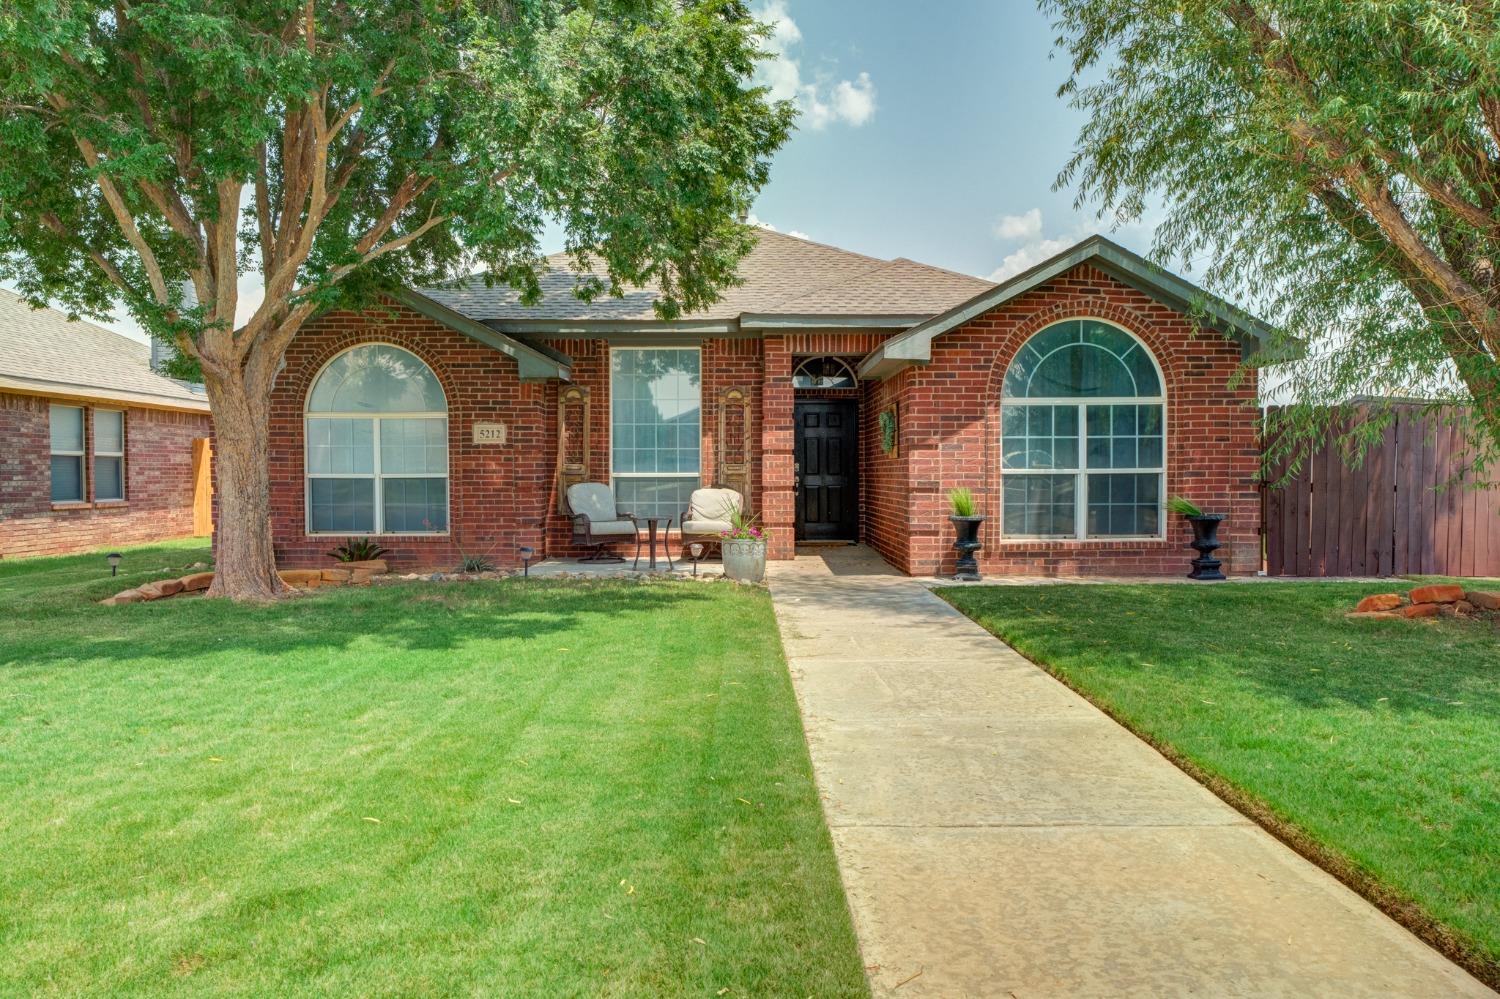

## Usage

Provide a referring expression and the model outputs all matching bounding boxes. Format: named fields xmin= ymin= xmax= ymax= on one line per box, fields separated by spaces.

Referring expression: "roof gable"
xmin=857 ymin=236 xmax=1280 ymax=380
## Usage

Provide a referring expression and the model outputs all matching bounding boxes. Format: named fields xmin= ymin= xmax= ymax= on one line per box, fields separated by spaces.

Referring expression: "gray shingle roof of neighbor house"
xmin=417 ymin=228 xmax=997 ymax=333
xmin=859 ymin=235 xmax=1284 ymax=380
xmin=0 ymin=288 xmax=211 ymax=412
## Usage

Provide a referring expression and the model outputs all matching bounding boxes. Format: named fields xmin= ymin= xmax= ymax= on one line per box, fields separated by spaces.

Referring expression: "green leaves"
xmin=1045 ymin=0 xmax=1500 ymax=475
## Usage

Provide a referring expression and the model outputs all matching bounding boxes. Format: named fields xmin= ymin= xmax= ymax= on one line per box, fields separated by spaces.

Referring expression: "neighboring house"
xmin=0 ymin=290 xmax=213 ymax=558
xmin=266 ymin=231 xmax=1273 ymax=576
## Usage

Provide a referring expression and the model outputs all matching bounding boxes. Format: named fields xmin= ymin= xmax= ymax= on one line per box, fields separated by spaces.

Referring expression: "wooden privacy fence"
xmin=1263 ymin=405 xmax=1500 ymax=577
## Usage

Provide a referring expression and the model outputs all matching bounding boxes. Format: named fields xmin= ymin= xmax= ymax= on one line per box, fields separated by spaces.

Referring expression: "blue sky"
xmin=744 ymin=0 xmax=1150 ymax=281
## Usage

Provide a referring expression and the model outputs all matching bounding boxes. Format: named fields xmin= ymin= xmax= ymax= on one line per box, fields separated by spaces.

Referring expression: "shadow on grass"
xmin=1 ymin=565 xmax=725 ymax=669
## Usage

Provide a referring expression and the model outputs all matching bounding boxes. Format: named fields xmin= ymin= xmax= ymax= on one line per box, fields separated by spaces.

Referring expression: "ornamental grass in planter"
xmin=1169 ymin=496 xmax=1226 ymax=581
xmin=948 ymin=487 xmax=984 ymax=582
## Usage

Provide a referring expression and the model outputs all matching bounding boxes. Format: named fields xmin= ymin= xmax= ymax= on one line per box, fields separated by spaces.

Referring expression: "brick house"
xmin=267 ymin=232 xmax=1273 ymax=576
xmin=0 ymin=290 xmax=213 ymax=558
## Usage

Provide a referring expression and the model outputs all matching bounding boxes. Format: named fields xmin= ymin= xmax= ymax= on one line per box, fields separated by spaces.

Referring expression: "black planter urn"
xmin=951 ymin=516 xmax=984 ymax=582
xmin=1186 ymin=514 xmax=1226 ymax=581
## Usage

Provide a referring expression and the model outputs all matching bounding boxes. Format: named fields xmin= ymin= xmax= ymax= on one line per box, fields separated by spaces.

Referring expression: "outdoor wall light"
xmin=688 ymin=543 xmax=705 ymax=577
xmin=518 ymin=546 xmax=535 ymax=577
xmin=106 ymin=552 xmax=123 ymax=577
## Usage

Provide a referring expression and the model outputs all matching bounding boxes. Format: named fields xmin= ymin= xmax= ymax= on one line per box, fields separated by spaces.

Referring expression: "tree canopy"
xmin=1044 ymin=0 xmax=1500 ymax=475
xmin=0 ymin=0 xmax=792 ymax=598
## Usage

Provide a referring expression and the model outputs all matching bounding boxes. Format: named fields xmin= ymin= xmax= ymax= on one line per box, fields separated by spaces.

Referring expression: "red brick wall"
xmin=0 ymin=391 xmax=210 ymax=558
xmin=872 ymin=264 xmax=1261 ymax=577
xmin=266 ymin=272 xmax=1259 ymax=577
xmin=269 ymin=303 xmax=552 ymax=571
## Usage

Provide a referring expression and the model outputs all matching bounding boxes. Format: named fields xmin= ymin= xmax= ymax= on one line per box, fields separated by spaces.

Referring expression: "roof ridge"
xmin=749 ymin=227 xmax=889 ymax=265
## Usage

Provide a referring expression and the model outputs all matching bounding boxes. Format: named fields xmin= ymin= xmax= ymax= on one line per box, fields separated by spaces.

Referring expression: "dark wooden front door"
xmin=795 ymin=400 xmax=859 ymax=541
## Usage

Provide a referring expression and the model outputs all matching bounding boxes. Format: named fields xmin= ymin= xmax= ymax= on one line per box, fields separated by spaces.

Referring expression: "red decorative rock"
xmin=1354 ymin=594 xmax=1402 ymax=613
xmin=1400 ymin=602 xmax=1441 ymax=619
xmin=279 ymin=569 xmax=323 ymax=586
xmin=179 ymin=571 xmax=214 ymax=592
xmin=138 ymin=578 xmax=184 ymax=600
xmin=1408 ymin=584 xmax=1464 ymax=605
xmin=102 ymin=589 xmax=143 ymax=606
xmin=1465 ymin=591 xmax=1500 ymax=611
xmin=340 ymin=559 xmax=389 ymax=574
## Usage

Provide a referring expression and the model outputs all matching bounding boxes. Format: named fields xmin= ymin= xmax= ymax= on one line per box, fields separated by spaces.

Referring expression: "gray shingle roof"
xmin=0 ymin=289 xmax=209 ymax=410
xmin=418 ymin=229 xmax=995 ymax=328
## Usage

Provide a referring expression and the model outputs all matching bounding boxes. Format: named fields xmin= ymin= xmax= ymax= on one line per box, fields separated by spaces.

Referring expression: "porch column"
xmin=761 ymin=335 xmax=796 ymax=559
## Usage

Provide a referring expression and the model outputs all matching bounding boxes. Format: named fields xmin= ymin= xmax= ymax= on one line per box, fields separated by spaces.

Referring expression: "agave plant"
xmin=327 ymin=537 xmax=390 ymax=562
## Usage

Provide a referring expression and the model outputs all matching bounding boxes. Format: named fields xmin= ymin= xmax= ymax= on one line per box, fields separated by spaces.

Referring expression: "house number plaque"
xmin=472 ymin=422 xmax=508 ymax=445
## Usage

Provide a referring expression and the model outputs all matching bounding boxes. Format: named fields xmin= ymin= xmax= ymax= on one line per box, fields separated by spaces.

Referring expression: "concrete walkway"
xmin=768 ymin=547 xmax=1491 ymax=998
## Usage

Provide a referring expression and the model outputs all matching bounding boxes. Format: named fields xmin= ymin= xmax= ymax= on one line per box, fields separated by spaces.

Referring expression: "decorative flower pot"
xmin=722 ymin=538 xmax=768 ymax=583
xmin=950 ymin=515 xmax=984 ymax=582
xmin=1186 ymin=514 xmax=1226 ymax=581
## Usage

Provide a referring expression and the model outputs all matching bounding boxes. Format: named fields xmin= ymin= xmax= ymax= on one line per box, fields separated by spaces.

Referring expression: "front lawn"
xmin=0 ymin=542 xmax=867 ymax=997
xmin=940 ymin=581 xmax=1500 ymax=984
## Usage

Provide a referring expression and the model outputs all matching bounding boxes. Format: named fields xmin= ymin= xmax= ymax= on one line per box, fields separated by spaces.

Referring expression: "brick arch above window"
xmin=980 ymin=297 xmax=1184 ymax=404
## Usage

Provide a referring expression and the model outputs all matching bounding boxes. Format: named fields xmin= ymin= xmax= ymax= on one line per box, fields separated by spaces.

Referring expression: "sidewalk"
xmin=768 ymin=547 xmax=1491 ymax=998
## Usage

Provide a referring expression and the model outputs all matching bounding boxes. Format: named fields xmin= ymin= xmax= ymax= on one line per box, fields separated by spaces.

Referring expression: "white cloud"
xmin=747 ymin=213 xmax=811 ymax=240
xmin=754 ymin=1 xmax=877 ymax=130
xmin=987 ymin=208 xmax=1092 ymax=281
xmin=988 ymin=236 xmax=1079 ymax=282
xmin=993 ymin=208 xmax=1042 ymax=242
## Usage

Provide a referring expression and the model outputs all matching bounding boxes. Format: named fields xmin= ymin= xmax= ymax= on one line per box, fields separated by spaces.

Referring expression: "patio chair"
xmin=566 ymin=483 xmax=638 ymax=563
xmin=680 ymin=487 xmax=744 ymax=555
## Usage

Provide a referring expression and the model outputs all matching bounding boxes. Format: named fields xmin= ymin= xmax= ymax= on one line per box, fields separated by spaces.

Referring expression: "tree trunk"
xmin=203 ymin=371 xmax=289 ymax=601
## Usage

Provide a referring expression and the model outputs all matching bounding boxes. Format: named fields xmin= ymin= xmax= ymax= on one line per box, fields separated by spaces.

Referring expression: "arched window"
xmin=793 ymin=356 xmax=858 ymax=389
xmin=305 ymin=344 xmax=448 ymax=535
xmin=1000 ymin=320 xmax=1165 ymax=539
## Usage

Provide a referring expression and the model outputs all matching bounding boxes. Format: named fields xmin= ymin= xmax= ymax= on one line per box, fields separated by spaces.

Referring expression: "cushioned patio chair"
xmin=566 ymin=482 xmax=639 ymax=563
xmin=680 ymin=487 xmax=744 ymax=554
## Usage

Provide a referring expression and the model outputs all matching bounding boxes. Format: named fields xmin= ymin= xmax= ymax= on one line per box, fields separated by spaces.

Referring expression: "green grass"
xmin=0 ymin=542 xmax=867 ymax=997
xmin=940 ymin=581 xmax=1500 ymax=981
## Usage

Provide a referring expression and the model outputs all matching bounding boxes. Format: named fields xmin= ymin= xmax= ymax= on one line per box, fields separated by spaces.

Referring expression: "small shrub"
xmin=948 ymin=487 xmax=977 ymax=518
xmin=458 ymin=555 xmax=496 ymax=573
xmin=328 ymin=538 xmax=389 ymax=562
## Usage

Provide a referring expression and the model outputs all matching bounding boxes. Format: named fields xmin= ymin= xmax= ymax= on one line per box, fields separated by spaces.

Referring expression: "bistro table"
xmin=633 ymin=516 xmax=676 ymax=571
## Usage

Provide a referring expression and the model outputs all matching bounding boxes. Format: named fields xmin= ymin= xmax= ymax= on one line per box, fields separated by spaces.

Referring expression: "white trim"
xmin=999 ymin=320 xmax=1168 ymax=541
xmin=607 ymin=345 xmax=704 ymax=514
xmin=0 ymin=373 xmax=210 ymax=412
xmin=303 ymin=343 xmax=451 ymax=537
xmin=92 ymin=408 xmax=126 ymax=502
xmin=48 ymin=403 xmax=87 ymax=504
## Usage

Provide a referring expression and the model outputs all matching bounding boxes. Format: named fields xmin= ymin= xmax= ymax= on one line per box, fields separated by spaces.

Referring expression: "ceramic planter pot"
xmin=722 ymin=538 xmax=768 ymax=583
xmin=1186 ymin=514 xmax=1226 ymax=581
xmin=950 ymin=515 xmax=984 ymax=581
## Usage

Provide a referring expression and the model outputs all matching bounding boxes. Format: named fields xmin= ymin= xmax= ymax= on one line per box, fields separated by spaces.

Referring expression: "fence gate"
xmin=1263 ymin=405 xmax=1500 ymax=577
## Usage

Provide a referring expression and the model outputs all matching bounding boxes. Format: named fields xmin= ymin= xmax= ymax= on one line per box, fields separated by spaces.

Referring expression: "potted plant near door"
xmin=948 ymin=487 xmax=984 ymax=582
xmin=1169 ymin=496 xmax=1226 ymax=581
xmin=721 ymin=508 xmax=770 ymax=583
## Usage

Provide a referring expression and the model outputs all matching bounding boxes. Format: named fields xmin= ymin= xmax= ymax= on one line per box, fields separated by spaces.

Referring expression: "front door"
xmin=795 ymin=400 xmax=859 ymax=541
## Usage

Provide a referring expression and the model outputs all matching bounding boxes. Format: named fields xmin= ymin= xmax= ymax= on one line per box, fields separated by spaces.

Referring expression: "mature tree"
xmin=1044 ymin=0 xmax=1500 ymax=475
xmin=0 ymin=0 xmax=792 ymax=599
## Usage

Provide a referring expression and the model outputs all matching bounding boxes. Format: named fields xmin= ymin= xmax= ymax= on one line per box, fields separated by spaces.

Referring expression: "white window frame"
xmin=303 ymin=343 xmax=449 ymax=537
xmin=999 ymin=320 xmax=1168 ymax=542
xmin=49 ymin=403 xmax=86 ymax=504
xmin=608 ymin=345 xmax=703 ymax=514
xmin=93 ymin=408 xmax=126 ymax=503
